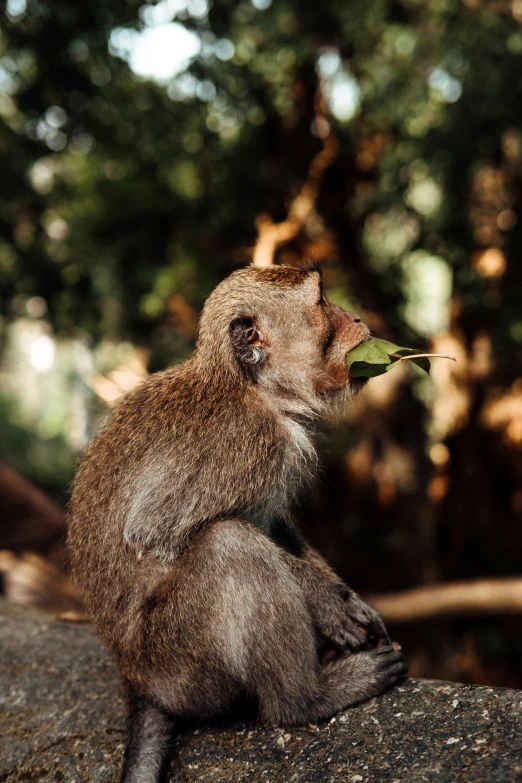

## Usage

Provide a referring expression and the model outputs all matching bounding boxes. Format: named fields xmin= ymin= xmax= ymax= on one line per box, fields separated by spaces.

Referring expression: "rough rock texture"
xmin=1 ymin=599 xmax=521 ymax=783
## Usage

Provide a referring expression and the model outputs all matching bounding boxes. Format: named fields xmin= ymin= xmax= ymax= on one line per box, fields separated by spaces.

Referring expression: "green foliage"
xmin=346 ymin=338 xmax=431 ymax=377
xmin=0 ymin=0 xmax=520 ymax=358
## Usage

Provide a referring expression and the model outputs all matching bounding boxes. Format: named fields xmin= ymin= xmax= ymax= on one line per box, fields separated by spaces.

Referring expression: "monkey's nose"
xmin=343 ymin=309 xmax=363 ymax=327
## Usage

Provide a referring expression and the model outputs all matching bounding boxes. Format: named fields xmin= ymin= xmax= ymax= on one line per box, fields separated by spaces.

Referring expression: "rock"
xmin=1 ymin=599 xmax=521 ymax=783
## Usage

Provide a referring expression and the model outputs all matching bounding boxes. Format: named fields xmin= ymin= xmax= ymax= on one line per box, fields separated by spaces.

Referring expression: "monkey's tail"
xmin=120 ymin=692 xmax=177 ymax=783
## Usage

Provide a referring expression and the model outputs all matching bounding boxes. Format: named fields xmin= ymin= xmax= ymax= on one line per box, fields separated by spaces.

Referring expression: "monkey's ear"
xmin=229 ymin=315 xmax=266 ymax=366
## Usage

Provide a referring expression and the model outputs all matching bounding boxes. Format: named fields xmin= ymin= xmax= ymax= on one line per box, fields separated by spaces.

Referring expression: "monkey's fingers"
xmin=345 ymin=596 xmax=389 ymax=642
xmin=374 ymin=636 xmax=401 ymax=650
xmin=317 ymin=616 xmax=368 ymax=654
xmin=367 ymin=645 xmax=408 ymax=689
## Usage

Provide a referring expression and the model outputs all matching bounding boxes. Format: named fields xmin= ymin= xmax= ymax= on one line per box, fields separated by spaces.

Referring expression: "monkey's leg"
xmin=133 ymin=520 xmax=404 ymax=736
xmin=300 ymin=544 xmax=390 ymax=645
xmin=270 ymin=518 xmax=389 ymax=648
xmin=260 ymin=645 xmax=406 ymax=726
xmin=135 ymin=518 xmax=324 ymax=725
xmin=120 ymin=688 xmax=175 ymax=783
xmin=282 ymin=553 xmax=369 ymax=653
xmin=182 ymin=520 xmax=404 ymax=725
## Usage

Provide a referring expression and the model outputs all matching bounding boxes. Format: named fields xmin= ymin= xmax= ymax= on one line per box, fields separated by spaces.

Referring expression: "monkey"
xmin=67 ymin=263 xmax=405 ymax=783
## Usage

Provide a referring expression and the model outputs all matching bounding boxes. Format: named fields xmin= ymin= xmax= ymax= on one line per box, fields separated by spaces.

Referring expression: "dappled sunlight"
xmin=483 ymin=380 xmax=522 ymax=449
xmin=471 ymin=248 xmax=506 ymax=279
xmin=89 ymin=352 xmax=148 ymax=406
xmin=110 ymin=24 xmax=201 ymax=83
xmin=429 ymin=332 xmax=470 ymax=441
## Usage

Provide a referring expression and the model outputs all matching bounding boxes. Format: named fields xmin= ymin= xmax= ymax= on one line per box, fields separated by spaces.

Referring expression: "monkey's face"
xmin=198 ymin=265 xmax=370 ymax=405
xmin=238 ymin=269 xmax=370 ymax=400
xmin=300 ymin=273 xmax=371 ymax=397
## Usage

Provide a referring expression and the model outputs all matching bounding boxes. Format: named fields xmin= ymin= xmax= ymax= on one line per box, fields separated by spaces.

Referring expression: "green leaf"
xmin=346 ymin=337 xmax=432 ymax=378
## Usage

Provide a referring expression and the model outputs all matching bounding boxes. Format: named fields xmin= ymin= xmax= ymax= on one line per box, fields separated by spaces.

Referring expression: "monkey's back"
xmin=67 ymin=360 xmax=287 ymax=666
xmin=68 ymin=366 xmax=183 ymax=657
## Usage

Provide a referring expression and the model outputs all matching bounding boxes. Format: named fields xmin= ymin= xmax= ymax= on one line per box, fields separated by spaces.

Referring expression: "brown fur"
xmin=67 ymin=265 xmax=405 ymax=783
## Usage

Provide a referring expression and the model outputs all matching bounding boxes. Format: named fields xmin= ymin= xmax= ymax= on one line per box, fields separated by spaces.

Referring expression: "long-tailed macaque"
xmin=68 ymin=264 xmax=405 ymax=783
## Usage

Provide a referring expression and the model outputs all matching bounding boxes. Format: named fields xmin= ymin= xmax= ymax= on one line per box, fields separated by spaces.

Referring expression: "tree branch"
xmin=366 ymin=577 xmax=522 ymax=623
xmin=252 ymin=89 xmax=339 ymax=267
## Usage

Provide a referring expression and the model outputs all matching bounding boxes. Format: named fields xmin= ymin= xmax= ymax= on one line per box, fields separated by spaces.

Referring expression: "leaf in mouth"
xmin=346 ymin=337 xmax=456 ymax=378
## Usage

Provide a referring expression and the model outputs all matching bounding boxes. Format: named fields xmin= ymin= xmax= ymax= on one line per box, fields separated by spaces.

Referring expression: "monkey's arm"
xmin=300 ymin=543 xmax=343 ymax=584
xmin=270 ymin=518 xmax=389 ymax=650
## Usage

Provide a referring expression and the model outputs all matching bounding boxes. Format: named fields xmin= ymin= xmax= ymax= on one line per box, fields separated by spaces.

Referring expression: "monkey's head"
xmin=195 ymin=264 xmax=370 ymax=411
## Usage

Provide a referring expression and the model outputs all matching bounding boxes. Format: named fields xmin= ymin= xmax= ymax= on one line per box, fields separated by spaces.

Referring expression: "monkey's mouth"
xmin=345 ymin=334 xmax=371 ymax=393
xmin=348 ymin=376 xmax=368 ymax=394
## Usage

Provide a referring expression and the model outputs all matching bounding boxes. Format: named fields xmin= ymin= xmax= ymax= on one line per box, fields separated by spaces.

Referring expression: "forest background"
xmin=2 ymin=0 xmax=522 ymax=687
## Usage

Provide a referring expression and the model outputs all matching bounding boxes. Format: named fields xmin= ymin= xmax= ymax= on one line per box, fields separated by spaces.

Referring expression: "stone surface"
xmin=1 ymin=599 xmax=522 ymax=783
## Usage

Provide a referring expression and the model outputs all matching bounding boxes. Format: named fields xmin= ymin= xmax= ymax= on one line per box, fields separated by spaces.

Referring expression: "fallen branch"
xmin=0 ymin=461 xmax=64 ymax=551
xmin=366 ymin=577 xmax=522 ymax=623
xmin=0 ymin=550 xmax=84 ymax=615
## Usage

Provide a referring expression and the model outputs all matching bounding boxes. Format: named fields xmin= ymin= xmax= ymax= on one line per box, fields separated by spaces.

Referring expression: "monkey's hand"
xmin=310 ymin=583 xmax=370 ymax=654
xmin=335 ymin=585 xmax=390 ymax=646
xmin=282 ymin=551 xmax=388 ymax=653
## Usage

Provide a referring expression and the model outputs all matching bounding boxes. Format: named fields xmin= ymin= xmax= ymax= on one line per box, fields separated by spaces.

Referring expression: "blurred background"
xmin=1 ymin=0 xmax=522 ymax=687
